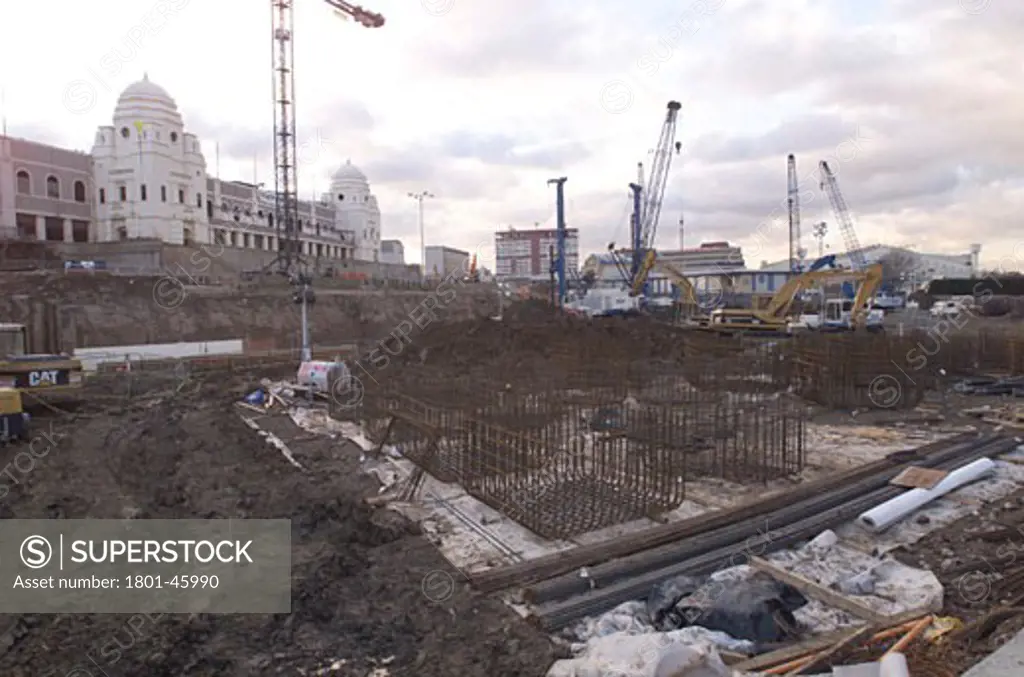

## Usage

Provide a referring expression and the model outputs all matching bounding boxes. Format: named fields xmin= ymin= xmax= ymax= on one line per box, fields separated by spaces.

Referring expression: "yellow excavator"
xmin=0 ymin=323 xmax=83 ymax=401
xmin=705 ymin=263 xmax=884 ymax=334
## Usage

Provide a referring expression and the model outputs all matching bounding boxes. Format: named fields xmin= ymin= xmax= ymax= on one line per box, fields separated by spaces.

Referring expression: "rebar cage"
xmin=346 ymin=361 xmax=805 ymax=540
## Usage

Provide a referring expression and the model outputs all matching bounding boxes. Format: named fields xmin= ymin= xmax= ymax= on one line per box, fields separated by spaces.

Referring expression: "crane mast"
xmin=270 ymin=0 xmax=300 ymax=272
xmin=819 ymin=161 xmax=866 ymax=270
xmin=787 ymin=154 xmax=801 ymax=272
xmin=268 ymin=0 xmax=383 ymax=275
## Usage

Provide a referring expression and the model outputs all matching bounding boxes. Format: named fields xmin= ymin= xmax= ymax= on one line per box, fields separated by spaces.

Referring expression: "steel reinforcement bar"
xmin=522 ymin=431 xmax=1001 ymax=604
xmin=471 ymin=431 xmax=978 ymax=593
xmin=528 ymin=435 xmax=1018 ymax=630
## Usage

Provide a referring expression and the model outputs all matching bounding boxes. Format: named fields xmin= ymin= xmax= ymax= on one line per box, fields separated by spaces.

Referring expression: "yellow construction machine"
xmin=0 ymin=323 xmax=84 ymax=401
xmin=0 ymin=387 xmax=29 ymax=442
xmin=705 ymin=263 xmax=884 ymax=334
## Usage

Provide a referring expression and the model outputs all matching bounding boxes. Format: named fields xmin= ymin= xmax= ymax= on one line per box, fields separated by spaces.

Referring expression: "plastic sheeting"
xmin=546 ymin=632 xmax=731 ymax=677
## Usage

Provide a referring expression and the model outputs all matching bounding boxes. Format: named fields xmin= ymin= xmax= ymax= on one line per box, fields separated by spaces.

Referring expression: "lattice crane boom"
xmin=639 ymin=101 xmax=682 ymax=253
xmin=324 ymin=0 xmax=384 ymax=26
xmin=819 ymin=160 xmax=866 ymax=270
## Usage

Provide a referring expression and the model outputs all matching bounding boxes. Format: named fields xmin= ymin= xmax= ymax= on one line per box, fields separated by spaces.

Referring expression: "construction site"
xmin=3 ymin=266 xmax=1024 ymax=676
xmin=0 ymin=1 xmax=1020 ymax=674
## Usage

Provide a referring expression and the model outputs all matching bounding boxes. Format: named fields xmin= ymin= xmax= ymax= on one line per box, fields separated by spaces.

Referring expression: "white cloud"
xmin=0 ymin=0 xmax=1019 ymax=268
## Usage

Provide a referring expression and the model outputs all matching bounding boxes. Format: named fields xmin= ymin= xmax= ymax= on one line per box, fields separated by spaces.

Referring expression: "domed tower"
xmin=329 ymin=160 xmax=381 ymax=261
xmin=91 ymin=74 xmax=209 ymax=244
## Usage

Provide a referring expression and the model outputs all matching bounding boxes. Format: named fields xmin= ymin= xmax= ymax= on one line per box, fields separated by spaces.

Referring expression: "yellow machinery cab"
xmin=0 ymin=386 xmax=28 ymax=441
xmin=0 ymin=323 xmax=83 ymax=398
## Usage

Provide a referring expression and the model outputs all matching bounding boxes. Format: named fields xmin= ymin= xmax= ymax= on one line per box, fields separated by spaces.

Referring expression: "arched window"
xmin=16 ymin=170 xmax=30 ymax=194
xmin=73 ymin=180 xmax=86 ymax=203
xmin=46 ymin=176 xmax=60 ymax=199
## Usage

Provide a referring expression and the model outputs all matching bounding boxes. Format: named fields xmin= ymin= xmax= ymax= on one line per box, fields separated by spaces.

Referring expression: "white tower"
xmin=329 ymin=160 xmax=380 ymax=261
xmin=969 ymin=243 xmax=982 ymax=276
xmin=91 ymin=74 xmax=209 ymax=244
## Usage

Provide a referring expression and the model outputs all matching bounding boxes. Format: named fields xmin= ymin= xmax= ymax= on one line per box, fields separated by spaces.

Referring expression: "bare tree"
xmin=877 ymin=250 xmax=917 ymax=285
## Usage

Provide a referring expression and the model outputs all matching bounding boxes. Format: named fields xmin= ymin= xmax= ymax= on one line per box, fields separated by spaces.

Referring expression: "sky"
xmin=1 ymin=0 xmax=1021 ymax=269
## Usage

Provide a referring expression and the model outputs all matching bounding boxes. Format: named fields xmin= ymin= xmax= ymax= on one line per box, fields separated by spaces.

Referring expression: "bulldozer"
xmin=0 ymin=323 xmax=83 ymax=401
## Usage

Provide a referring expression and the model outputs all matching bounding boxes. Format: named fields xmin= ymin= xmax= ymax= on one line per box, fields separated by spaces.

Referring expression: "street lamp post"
xmin=408 ymin=191 xmax=434 ymax=277
xmin=813 ymin=222 xmax=828 ymax=258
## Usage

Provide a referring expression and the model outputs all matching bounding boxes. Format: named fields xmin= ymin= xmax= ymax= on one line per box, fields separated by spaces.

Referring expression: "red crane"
xmin=269 ymin=0 xmax=383 ymax=273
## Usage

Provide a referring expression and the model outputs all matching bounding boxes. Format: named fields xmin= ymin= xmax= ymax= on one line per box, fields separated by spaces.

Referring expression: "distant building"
xmin=658 ymin=242 xmax=746 ymax=272
xmin=380 ymin=239 xmax=404 ymax=265
xmin=582 ymin=241 xmax=746 ymax=294
xmin=495 ymin=227 xmax=579 ymax=281
xmin=1 ymin=74 xmax=384 ymax=261
xmin=759 ymin=244 xmax=977 ymax=288
xmin=424 ymin=245 xmax=469 ymax=278
xmin=0 ymin=136 xmax=94 ymax=243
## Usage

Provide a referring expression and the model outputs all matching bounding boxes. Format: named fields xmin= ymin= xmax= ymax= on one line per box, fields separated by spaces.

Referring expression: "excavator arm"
xmin=849 ymin=264 xmax=883 ymax=328
xmin=757 ymin=264 xmax=883 ymax=325
xmin=648 ymin=259 xmax=698 ymax=305
xmin=631 ymin=250 xmax=658 ymax=296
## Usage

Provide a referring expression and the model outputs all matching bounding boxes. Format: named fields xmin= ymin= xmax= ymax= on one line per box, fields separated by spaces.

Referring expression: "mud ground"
xmin=889 ymin=485 xmax=1024 ymax=674
xmin=0 ymin=371 xmax=558 ymax=676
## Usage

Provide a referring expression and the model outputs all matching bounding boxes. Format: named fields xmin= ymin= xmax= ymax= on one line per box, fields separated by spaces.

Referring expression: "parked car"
xmin=930 ymin=300 xmax=969 ymax=317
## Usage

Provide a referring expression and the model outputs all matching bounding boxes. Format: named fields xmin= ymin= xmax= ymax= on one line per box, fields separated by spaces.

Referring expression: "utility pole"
xmin=408 ymin=190 xmax=433 ymax=278
xmin=547 ymin=177 xmax=567 ymax=306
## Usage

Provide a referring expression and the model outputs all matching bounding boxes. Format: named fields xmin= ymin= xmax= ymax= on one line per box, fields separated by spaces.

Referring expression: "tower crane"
xmin=629 ymin=101 xmax=682 ymax=297
xmin=268 ymin=0 xmax=382 ymax=364
xmin=268 ymin=0 xmax=383 ymax=275
xmin=787 ymin=154 xmax=801 ymax=273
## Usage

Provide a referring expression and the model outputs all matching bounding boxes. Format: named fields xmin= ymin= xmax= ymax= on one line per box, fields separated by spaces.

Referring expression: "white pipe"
xmin=857 ymin=457 xmax=997 ymax=533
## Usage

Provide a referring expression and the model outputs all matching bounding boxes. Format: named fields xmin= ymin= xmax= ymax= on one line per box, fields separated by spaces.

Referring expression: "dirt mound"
xmin=0 ymin=386 xmax=557 ymax=676
xmin=407 ymin=306 xmax=690 ymax=371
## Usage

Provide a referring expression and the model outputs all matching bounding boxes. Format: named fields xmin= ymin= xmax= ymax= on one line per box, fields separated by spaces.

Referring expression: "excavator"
xmin=571 ymin=250 xmax=705 ymax=318
xmin=0 ymin=323 xmax=84 ymax=402
xmin=704 ymin=263 xmax=885 ymax=334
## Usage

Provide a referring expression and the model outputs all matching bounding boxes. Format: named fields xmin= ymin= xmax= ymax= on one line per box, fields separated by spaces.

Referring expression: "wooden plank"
xmin=734 ymin=630 xmax=851 ymax=672
xmin=790 ymin=626 xmax=871 ymax=675
xmin=749 ymin=556 xmax=888 ymax=625
xmin=735 ymin=610 xmax=931 ymax=672
xmin=890 ymin=466 xmax=948 ymax=490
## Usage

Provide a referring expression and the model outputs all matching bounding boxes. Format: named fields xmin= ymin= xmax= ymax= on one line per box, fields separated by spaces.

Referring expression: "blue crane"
xmin=547 ymin=177 xmax=568 ymax=305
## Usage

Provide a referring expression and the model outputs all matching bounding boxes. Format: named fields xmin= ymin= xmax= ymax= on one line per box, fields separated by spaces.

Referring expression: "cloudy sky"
xmin=1 ymin=0 xmax=1020 ymax=268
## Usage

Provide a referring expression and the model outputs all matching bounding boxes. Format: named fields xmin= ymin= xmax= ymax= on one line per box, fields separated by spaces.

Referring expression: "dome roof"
xmin=332 ymin=159 xmax=367 ymax=183
xmin=113 ymin=73 xmax=183 ymax=127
